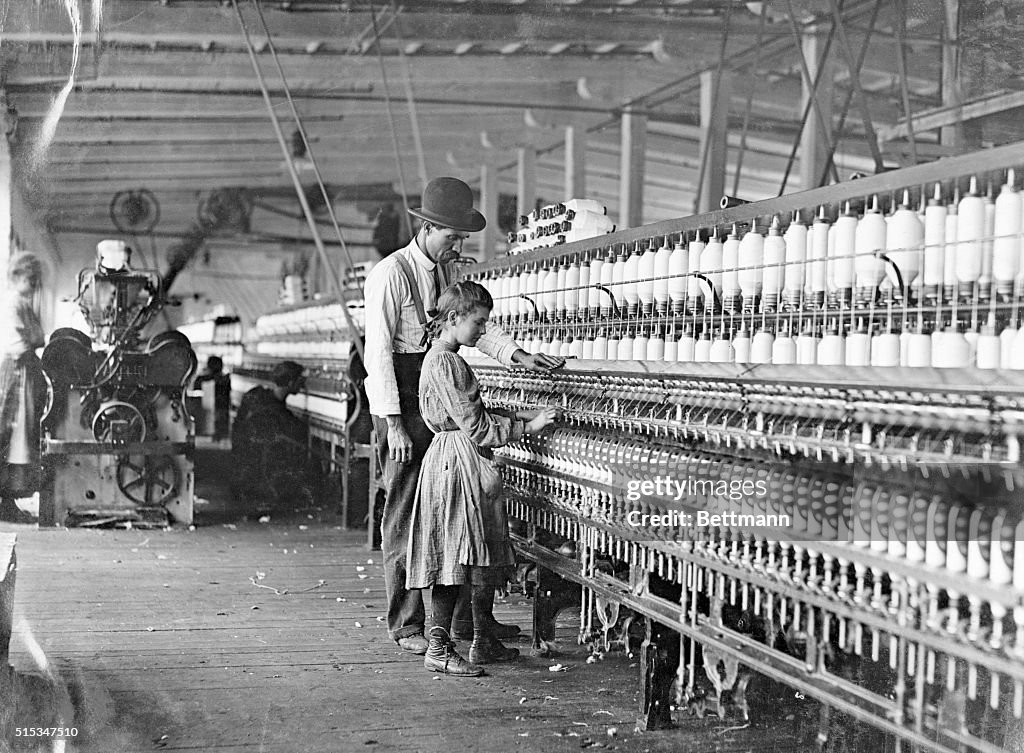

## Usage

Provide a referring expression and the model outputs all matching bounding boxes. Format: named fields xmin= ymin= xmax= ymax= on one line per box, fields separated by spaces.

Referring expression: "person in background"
xmin=230 ymin=360 xmax=316 ymax=515
xmin=407 ymin=281 xmax=558 ymax=676
xmin=363 ymin=176 xmax=565 ymax=655
xmin=0 ymin=252 xmax=46 ymax=522
xmin=194 ymin=355 xmax=231 ymax=442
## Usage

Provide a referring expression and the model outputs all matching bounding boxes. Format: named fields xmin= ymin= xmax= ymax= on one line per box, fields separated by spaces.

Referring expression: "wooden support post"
xmin=479 ymin=160 xmax=498 ymax=260
xmin=800 ymin=25 xmax=835 ymax=190
xmin=619 ymin=107 xmax=647 ymax=230
xmin=696 ymin=70 xmax=731 ymax=215
xmin=564 ymin=121 xmax=587 ymax=200
xmin=517 ymin=146 xmax=536 ymax=223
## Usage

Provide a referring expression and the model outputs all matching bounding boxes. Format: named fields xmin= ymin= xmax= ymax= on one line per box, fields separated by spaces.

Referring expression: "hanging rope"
xmin=230 ymin=0 xmax=366 ymax=361
xmin=367 ymin=0 xmax=414 ymax=239
xmin=389 ymin=0 xmax=429 ymax=193
xmin=731 ymin=1 xmax=769 ymax=197
xmin=248 ymin=0 xmax=363 ymax=301
xmin=692 ymin=0 xmax=733 ymax=214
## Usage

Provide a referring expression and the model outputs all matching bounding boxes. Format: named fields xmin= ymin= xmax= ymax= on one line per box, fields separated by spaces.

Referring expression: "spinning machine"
xmin=456 ymin=142 xmax=1024 ymax=752
xmin=38 ymin=241 xmax=197 ymax=527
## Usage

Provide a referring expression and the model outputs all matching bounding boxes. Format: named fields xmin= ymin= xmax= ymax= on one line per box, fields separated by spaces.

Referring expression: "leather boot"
xmin=469 ymin=633 xmax=520 ymax=665
xmin=453 ymin=618 xmax=521 ymax=641
xmin=424 ymin=627 xmax=484 ymax=677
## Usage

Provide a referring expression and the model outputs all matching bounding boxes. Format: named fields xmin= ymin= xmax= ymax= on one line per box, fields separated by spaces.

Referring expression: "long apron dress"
xmin=0 ymin=295 xmax=46 ymax=496
xmin=406 ymin=340 xmax=524 ymax=589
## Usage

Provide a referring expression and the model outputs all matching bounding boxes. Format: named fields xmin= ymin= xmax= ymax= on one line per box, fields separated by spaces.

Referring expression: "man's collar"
xmin=409 ymin=235 xmax=436 ymax=270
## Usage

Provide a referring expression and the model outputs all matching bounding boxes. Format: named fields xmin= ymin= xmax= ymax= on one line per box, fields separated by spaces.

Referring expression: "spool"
xmin=693 ymin=331 xmax=712 ymax=362
xmin=808 ymin=207 xmax=830 ymax=300
xmin=686 ymin=236 xmax=706 ymax=314
xmin=612 ymin=246 xmax=629 ymax=315
xmin=782 ymin=213 xmax=807 ymax=308
xmin=885 ymin=190 xmax=924 ymax=297
xmin=831 ymin=204 xmax=857 ymax=296
xmin=870 ymin=332 xmax=900 ymax=367
xmin=854 ymin=196 xmax=887 ymax=304
xmin=653 ymin=238 xmax=672 ymax=315
xmin=922 ymin=183 xmax=947 ymax=300
xmin=738 ymin=225 xmax=765 ymax=312
xmin=992 ymin=170 xmax=1021 ymax=299
xmin=721 ymin=226 xmax=741 ymax=313
xmin=931 ymin=328 xmax=971 ymax=368
xmin=905 ymin=332 xmax=932 ymax=368
xmin=818 ymin=329 xmax=845 ymax=366
xmin=592 ymin=331 xmax=608 ymax=360
xmin=607 ymin=335 xmax=620 ymax=360
xmin=772 ymin=333 xmax=797 ymax=364
xmin=676 ymin=330 xmax=696 ymax=362
xmin=761 ymin=217 xmax=786 ymax=312
xmin=955 ymin=176 xmax=985 ymax=299
xmin=637 ymin=241 xmax=657 ymax=317
xmin=564 ymin=255 xmax=580 ymax=319
xmin=700 ymin=232 xmax=724 ymax=309
xmin=631 ymin=331 xmax=648 ymax=360
xmin=554 ymin=259 xmax=569 ymax=320
xmin=796 ymin=332 xmax=819 ymax=365
xmin=663 ymin=331 xmax=678 ymax=361
xmin=646 ymin=330 xmax=665 ymax=361
xmin=976 ymin=331 xmax=1001 ymax=369
xmin=733 ymin=326 xmax=752 ymax=364
xmin=668 ymin=238 xmax=688 ymax=314
xmin=581 ymin=334 xmax=595 ymax=360
xmin=709 ymin=332 xmax=734 ymax=363
xmin=623 ymin=242 xmax=642 ymax=317
xmin=750 ymin=329 xmax=774 ymax=363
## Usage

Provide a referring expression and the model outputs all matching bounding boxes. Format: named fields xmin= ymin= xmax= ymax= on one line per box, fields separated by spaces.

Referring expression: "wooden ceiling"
xmin=0 ymin=0 xmax=1016 ymax=318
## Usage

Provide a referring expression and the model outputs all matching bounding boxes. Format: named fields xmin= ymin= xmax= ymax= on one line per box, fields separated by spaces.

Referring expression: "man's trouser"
xmin=374 ymin=353 xmax=471 ymax=640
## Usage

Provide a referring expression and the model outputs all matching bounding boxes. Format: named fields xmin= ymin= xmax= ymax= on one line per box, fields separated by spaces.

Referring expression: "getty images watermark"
xmin=624 ymin=474 xmax=792 ymax=530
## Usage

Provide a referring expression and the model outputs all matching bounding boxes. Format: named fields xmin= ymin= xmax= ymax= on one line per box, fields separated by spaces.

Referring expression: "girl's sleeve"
xmin=429 ymin=351 xmax=524 ymax=448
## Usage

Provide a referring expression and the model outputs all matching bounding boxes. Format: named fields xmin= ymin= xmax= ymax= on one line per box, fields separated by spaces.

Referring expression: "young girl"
xmin=406 ymin=281 xmax=557 ymax=676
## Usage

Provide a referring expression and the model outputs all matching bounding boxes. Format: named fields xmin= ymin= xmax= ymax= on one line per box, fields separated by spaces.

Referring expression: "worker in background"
xmin=193 ymin=355 xmax=231 ymax=442
xmin=230 ymin=360 xmax=317 ymax=516
xmin=363 ymin=176 xmax=565 ymax=655
xmin=0 ymin=252 xmax=46 ymax=523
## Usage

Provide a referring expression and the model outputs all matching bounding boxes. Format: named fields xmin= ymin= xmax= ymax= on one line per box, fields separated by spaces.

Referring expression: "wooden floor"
xmin=1 ymin=443 xmax=818 ymax=753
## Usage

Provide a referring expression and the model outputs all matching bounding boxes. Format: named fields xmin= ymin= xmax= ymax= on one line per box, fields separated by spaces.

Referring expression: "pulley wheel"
xmin=91 ymin=401 xmax=146 ymax=443
xmin=116 ymin=455 xmax=178 ymax=506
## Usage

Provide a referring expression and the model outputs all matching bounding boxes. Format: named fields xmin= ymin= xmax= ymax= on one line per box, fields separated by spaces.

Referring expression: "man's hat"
xmin=408 ymin=177 xmax=486 ymax=233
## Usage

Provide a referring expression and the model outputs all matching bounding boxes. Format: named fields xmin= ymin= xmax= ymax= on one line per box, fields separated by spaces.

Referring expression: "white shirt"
xmin=363 ymin=237 xmax=520 ymax=417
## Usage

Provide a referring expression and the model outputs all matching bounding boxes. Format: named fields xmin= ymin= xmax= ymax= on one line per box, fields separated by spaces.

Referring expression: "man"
xmin=364 ymin=177 xmax=564 ymax=654
xmin=231 ymin=360 xmax=316 ymax=514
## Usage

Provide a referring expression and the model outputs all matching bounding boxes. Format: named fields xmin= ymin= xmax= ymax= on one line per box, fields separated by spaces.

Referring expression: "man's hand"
xmin=512 ymin=350 xmax=566 ymax=372
xmin=386 ymin=416 xmax=413 ymax=464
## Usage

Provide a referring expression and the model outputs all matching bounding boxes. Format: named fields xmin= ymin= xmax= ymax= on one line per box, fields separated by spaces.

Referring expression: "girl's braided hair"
xmin=427 ymin=280 xmax=493 ymax=340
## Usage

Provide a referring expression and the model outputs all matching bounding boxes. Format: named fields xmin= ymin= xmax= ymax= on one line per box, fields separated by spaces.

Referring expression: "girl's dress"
xmin=406 ymin=340 xmax=524 ymax=588
xmin=0 ymin=294 xmax=46 ymax=496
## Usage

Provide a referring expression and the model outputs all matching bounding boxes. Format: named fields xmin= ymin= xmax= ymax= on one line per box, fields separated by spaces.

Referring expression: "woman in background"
xmin=0 ymin=252 xmax=46 ymax=521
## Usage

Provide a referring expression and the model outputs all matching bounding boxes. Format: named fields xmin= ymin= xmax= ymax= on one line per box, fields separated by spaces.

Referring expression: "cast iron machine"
xmin=38 ymin=241 xmax=197 ymax=527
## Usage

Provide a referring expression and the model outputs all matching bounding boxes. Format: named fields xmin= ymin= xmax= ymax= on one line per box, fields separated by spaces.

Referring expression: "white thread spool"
xmin=818 ymin=327 xmax=845 ymax=366
xmin=667 ymin=238 xmax=688 ymax=314
xmin=782 ymin=214 xmax=808 ymax=308
xmin=932 ymin=328 xmax=971 ymax=368
xmin=576 ymin=252 xmax=591 ymax=316
xmin=922 ymin=183 xmax=947 ymax=300
xmin=638 ymin=241 xmax=657 ymax=316
xmin=956 ymin=177 xmax=985 ymax=297
xmin=796 ymin=329 xmax=819 ymax=365
xmin=1001 ymin=325 xmax=1017 ymax=369
xmin=944 ymin=197 xmax=959 ymax=301
xmin=588 ymin=250 xmax=606 ymax=317
xmin=700 ymin=232 xmax=724 ymax=308
xmin=885 ymin=190 xmax=923 ymax=294
xmin=807 ymin=208 xmax=830 ymax=303
xmin=569 ymin=336 xmax=583 ymax=358
xmin=1011 ymin=326 xmax=1024 ymax=369
xmin=855 ymin=196 xmax=887 ymax=302
xmin=663 ymin=330 xmax=678 ymax=361
xmin=653 ymin=238 xmax=672 ymax=315
xmin=523 ymin=264 xmax=539 ymax=319
xmin=721 ymin=226 xmax=741 ymax=311
xmin=564 ymin=255 xmax=581 ymax=319
xmin=772 ymin=331 xmax=797 ymax=364
xmin=831 ymin=204 xmax=857 ymax=299
xmin=676 ymin=329 xmax=696 ymax=362
xmin=647 ymin=329 xmax=665 ymax=360
xmin=686 ymin=236 xmax=706 ymax=313
xmin=846 ymin=328 xmax=870 ymax=370
xmin=871 ymin=332 xmax=901 ymax=367
xmin=592 ymin=330 xmax=608 ymax=360
xmin=761 ymin=217 xmax=786 ymax=311
xmin=976 ymin=327 xmax=1001 ymax=370
xmin=581 ymin=334 xmax=595 ymax=360
xmin=905 ymin=331 xmax=932 ymax=367
xmin=751 ymin=328 xmax=774 ymax=363
xmin=733 ymin=326 xmax=752 ymax=364
xmin=607 ymin=334 xmax=620 ymax=360
xmin=992 ymin=170 xmax=1021 ymax=299
xmin=536 ymin=262 xmax=552 ymax=319
xmin=738 ymin=225 xmax=765 ymax=312
xmin=599 ymin=248 xmax=616 ymax=317
xmin=981 ymin=185 xmax=995 ymax=298
xmin=612 ymin=246 xmax=629 ymax=315
xmin=709 ymin=331 xmax=734 ymax=363
xmin=693 ymin=331 xmax=712 ymax=363
xmin=632 ymin=330 xmax=648 ymax=360
xmin=554 ymin=259 xmax=569 ymax=319
xmin=623 ymin=242 xmax=642 ymax=317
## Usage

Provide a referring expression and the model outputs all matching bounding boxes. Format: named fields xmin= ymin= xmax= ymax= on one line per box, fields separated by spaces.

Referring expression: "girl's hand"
xmin=525 ymin=407 xmax=559 ymax=433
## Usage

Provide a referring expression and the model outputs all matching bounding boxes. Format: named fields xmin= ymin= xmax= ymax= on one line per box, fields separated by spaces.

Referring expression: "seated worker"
xmin=193 ymin=355 xmax=231 ymax=441
xmin=230 ymin=360 xmax=317 ymax=514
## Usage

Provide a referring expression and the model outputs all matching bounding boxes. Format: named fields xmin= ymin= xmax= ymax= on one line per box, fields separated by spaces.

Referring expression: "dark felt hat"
xmin=408 ymin=177 xmax=486 ymax=233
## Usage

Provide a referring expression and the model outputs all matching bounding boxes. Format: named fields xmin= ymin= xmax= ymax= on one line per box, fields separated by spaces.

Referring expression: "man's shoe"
xmin=469 ymin=634 xmax=520 ymax=665
xmin=424 ymin=627 xmax=484 ymax=676
xmin=453 ymin=619 xmax=521 ymax=641
xmin=396 ymin=633 xmax=428 ymax=655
